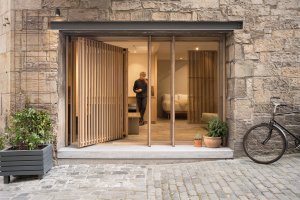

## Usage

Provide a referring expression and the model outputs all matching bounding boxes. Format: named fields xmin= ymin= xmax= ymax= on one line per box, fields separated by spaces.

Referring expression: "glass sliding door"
xmin=174 ymin=38 xmax=222 ymax=144
xmin=151 ymin=37 xmax=172 ymax=145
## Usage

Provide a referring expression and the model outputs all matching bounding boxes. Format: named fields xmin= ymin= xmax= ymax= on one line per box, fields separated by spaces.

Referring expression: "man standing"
xmin=133 ymin=72 xmax=148 ymax=126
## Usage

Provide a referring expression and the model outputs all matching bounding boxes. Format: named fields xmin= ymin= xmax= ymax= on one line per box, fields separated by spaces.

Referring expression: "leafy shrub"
xmin=8 ymin=108 xmax=53 ymax=150
xmin=0 ymin=135 xmax=5 ymax=150
xmin=207 ymin=118 xmax=228 ymax=137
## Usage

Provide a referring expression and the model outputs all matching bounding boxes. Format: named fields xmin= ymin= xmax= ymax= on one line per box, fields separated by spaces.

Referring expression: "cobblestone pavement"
xmin=0 ymin=154 xmax=299 ymax=200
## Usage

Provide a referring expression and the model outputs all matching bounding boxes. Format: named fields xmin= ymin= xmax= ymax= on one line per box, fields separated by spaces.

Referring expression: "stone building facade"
xmin=0 ymin=0 xmax=299 ymax=157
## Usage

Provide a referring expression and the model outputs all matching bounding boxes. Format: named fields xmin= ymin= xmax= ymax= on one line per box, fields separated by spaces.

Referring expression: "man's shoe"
xmin=139 ymin=120 xmax=145 ymax=126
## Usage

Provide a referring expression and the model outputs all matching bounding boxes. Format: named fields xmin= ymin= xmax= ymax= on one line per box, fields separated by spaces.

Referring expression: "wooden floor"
xmin=109 ymin=119 xmax=208 ymax=145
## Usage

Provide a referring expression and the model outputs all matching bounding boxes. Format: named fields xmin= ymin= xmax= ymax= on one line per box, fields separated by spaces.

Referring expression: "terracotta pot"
xmin=194 ymin=139 xmax=202 ymax=147
xmin=203 ymin=136 xmax=222 ymax=148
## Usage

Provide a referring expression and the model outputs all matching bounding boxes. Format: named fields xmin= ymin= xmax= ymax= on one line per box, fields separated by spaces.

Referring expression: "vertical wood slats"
xmin=188 ymin=51 xmax=218 ymax=124
xmin=75 ymin=38 xmax=125 ymax=147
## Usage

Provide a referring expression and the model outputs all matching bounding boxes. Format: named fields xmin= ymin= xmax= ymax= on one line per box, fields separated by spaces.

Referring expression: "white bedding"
xmin=162 ymin=94 xmax=189 ymax=112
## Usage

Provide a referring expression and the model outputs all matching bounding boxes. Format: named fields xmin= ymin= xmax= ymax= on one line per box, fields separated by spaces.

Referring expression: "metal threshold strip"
xmin=49 ymin=21 xmax=243 ymax=35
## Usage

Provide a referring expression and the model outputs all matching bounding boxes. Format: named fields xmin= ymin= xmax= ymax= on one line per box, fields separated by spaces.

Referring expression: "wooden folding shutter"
xmin=76 ymin=38 xmax=126 ymax=147
xmin=188 ymin=51 xmax=218 ymax=123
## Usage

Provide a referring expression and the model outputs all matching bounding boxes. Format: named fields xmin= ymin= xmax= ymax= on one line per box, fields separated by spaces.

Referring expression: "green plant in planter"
xmin=8 ymin=108 xmax=53 ymax=150
xmin=0 ymin=135 xmax=5 ymax=150
xmin=207 ymin=118 xmax=228 ymax=137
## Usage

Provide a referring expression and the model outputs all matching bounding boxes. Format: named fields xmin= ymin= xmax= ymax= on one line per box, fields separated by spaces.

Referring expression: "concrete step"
xmin=57 ymin=145 xmax=233 ymax=159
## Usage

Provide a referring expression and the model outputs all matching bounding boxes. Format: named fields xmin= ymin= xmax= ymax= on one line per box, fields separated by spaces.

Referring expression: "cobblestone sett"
xmin=0 ymin=154 xmax=300 ymax=200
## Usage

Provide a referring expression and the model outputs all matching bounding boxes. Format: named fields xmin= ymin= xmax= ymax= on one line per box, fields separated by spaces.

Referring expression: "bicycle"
xmin=243 ymin=97 xmax=300 ymax=164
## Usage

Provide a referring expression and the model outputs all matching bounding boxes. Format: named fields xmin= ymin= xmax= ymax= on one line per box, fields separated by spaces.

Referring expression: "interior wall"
xmin=128 ymin=52 xmax=157 ymax=96
xmin=157 ymin=60 xmax=188 ymax=118
xmin=128 ymin=53 xmax=148 ymax=97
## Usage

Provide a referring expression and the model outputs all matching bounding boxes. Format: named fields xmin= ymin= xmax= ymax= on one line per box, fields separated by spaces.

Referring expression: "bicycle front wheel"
xmin=243 ymin=123 xmax=287 ymax=164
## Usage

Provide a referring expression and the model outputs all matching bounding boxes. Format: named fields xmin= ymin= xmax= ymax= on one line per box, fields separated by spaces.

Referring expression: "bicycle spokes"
xmin=243 ymin=124 xmax=286 ymax=164
xmin=261 ymin=129 xmax=273 ymax=145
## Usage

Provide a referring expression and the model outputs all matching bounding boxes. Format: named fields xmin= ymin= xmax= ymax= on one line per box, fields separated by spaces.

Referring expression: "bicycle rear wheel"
xmin=243 ymin=123 xmax=287 ymax=164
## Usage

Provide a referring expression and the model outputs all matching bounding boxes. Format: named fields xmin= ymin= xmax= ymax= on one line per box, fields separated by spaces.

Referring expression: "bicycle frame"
xmin=270 ymin=119 xmax=300 ymax=142
xmin=268 ymin=100 xmax=300 ymax=142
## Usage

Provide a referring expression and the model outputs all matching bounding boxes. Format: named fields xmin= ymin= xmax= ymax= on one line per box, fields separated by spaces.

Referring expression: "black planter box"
xmin=0 ymin=144 xmax=53 ymax=184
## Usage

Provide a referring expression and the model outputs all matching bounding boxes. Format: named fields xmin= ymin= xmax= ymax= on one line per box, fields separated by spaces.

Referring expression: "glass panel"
xmin=152 ymin=39 xmax=171 ymax=145
xmin=174 ymin=40 xmax=220 ymax=144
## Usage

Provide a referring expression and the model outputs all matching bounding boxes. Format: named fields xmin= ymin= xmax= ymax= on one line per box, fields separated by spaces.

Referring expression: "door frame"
xmin=64 ymin=35 xmax=226 ymax=147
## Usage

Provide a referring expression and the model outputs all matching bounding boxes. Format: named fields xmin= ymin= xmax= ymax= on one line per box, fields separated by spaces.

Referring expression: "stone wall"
xmin=0 ymin=0 xmax=12 ymax=134
xmin=1 ymin=0 xmax=299 ymax=156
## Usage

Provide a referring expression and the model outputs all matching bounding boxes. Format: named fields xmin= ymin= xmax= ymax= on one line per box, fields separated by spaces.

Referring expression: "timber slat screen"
xmin=74 ymin=37 xmax=126 ymax=147
xmin=188 ymin=51 xmax=218 ymax=123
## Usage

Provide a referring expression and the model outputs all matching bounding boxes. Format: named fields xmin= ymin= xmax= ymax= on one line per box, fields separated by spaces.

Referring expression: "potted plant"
xmin=204 ymin=118 xmax=228 ymax=148
xmin=194 ymin=132 xmax=203 ymax=147
xmin=0 ymin=108 xmax=54 ymax=184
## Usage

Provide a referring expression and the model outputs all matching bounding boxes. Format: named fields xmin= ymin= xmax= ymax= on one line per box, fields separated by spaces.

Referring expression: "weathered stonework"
xmin=0 ymin=0 xmax=299 ymax=157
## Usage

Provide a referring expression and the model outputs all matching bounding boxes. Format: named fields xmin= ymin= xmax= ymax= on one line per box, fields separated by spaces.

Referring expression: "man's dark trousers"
xmin=136 ymin=96 xmax=147 ymax=121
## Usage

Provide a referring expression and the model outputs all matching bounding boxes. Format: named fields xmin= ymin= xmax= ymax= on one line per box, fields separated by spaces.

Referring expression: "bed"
xmin=162 ymin=94 xmax=189 ymax=118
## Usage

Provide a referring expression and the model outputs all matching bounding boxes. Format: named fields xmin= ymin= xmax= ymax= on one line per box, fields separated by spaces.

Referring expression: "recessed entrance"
xmin=66 ymin=36 xmax=225 ymax=148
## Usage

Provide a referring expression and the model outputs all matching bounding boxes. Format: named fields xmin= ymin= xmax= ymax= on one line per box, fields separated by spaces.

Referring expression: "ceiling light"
xmin=179 ymin=57 xmax=183 ymax=60
xmin=195 ymin=47 xmax=199 ymax=51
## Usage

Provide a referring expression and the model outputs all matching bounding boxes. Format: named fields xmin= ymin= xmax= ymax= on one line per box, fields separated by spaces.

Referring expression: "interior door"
xmin=72 ymin=37 xmax=127 ymax=147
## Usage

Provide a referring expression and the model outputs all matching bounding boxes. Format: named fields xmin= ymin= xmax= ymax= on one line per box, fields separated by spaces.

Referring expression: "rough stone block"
xmin=281 ymin=67 xmax=300 ymax=78
xmin=79 ymin=0 xmax=110 ymax=9
xmin=290 ymin=78 xmax=300 ymax=90
xmin=277 ymin=0 xmax=300 ymax=9
xmin=170 ymin=12 xmax=192 ymax=21
xmin=181 ymin=0 xmax=219 ymax=8
xmin=142 ymin=1 xmax=157 ymax=9
xmin=234 ymin=32 xmax=251 ymax=44
xmin=270 ymin=52 xmax=298 ymax=63
xmin=228 ymin=5 xmax=245 ymax=16
xmin=158 ymin=2 xmax=181 ymax=12
xmin=272 ymin=30 xmax=294 ymax=38
xmin=98 ymin=10 xmax=109 ymax=21
xmin=295 ymin=30 xmax=300 ymax=38
xmin=251 ymin=0 xmax=263 ymax=4
xmin=257 ymin=5 xmax=270 ymax=16
xmin=264 ymin=0 xmax=278 ymax=5
xmin=259 ymin=52 xmax=271 ymax=63
xmin=245 ymin=53 xmax=259 ymax=60
xmin=68 ymin=9 xmax=98 ymax=21
xmin=110 ymin=11 xmax=131 ymax=21
xmin=232 ymin=60 xmax=253 ymax=78
xmin=254 ymin=38 xmax=284 ymax=52
xmin=131 ymin=10 xmax=151 ymax=21
xmin=152 ymin=12 xmax=169 ymax=21
xmin=41 ymin=0 xmax=80 ymax=8
xmin=234 ymin=78 xmax=247 ymax=98
xmin=233 ymin=99 xmax=253 ymax=120
xmin=234 ymin=43 xmax=244 ymax=60
xmin=253 ymin=63 xmax=279 ymax=77
xmin=112 ymin=1 xmax=141 ymax=11
xmin=227 ymin=45 xmax=235 ymax=62
xmin=197 ymin=10 xmax=224 ymax=21
xmin=21 ymin=79 xmax=57 ymax=93
xmin=14 ymin=0 xmax=42 ymax=9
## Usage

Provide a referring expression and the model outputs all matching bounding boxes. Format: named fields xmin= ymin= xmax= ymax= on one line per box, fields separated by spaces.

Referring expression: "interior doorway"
xmin=66 ymin=36 xmax=225 ymax=148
